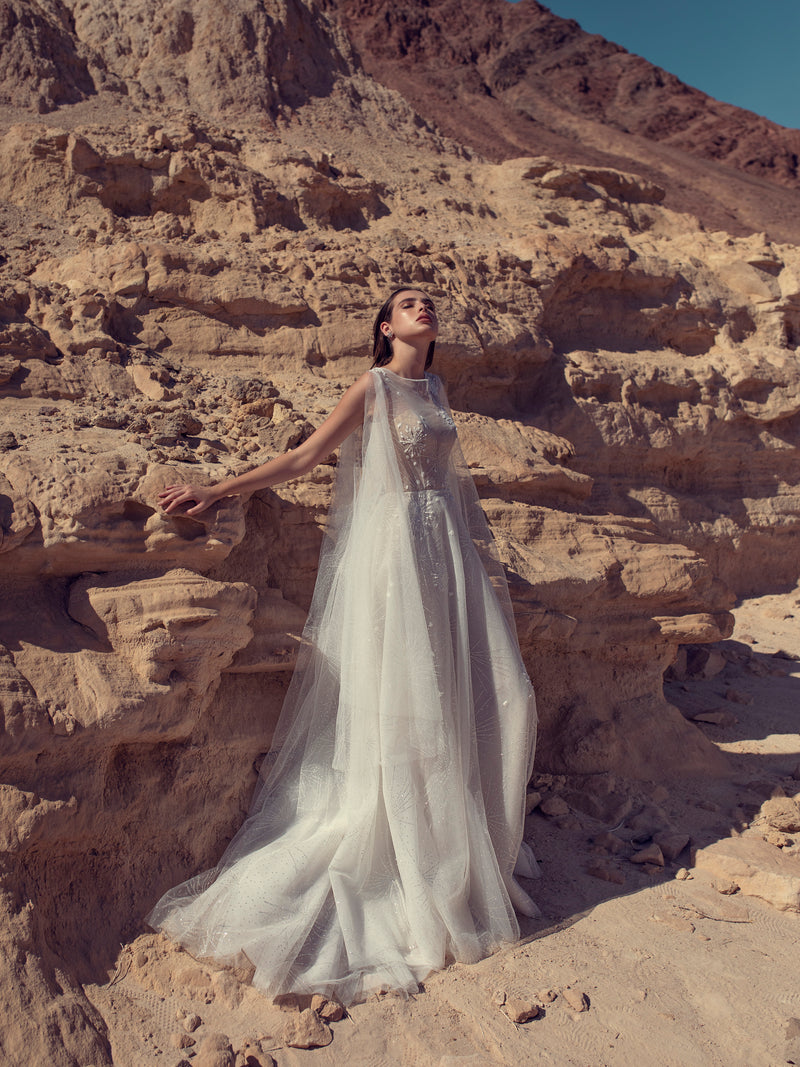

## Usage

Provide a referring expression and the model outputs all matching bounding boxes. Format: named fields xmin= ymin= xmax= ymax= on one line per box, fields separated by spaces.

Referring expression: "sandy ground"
xmin=86 ymin=590 xmax=800 ymax=1067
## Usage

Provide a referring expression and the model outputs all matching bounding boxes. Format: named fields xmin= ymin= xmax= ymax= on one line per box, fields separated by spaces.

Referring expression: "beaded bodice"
xmin=377 ymin=369 xmax=458 ymax=492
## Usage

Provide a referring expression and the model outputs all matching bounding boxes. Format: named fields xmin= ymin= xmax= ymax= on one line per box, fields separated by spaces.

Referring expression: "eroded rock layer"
xmin=1 ymin=0 xmax=799 ymax=1062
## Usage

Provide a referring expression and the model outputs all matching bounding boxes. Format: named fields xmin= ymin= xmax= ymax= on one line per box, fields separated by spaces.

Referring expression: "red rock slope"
xmin=333 ymin=0 xmax=800 ymax=240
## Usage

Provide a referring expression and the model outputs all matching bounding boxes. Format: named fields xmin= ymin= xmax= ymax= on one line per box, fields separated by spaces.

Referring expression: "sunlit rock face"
xmin=1 ymin=0 xmax=799 ymax=1061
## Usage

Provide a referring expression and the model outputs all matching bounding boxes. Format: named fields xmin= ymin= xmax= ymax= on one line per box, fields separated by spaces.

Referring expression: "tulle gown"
xmin=147 ymin=366 xmax=538 ymax=1005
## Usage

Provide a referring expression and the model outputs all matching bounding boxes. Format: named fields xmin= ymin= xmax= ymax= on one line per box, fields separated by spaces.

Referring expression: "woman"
xmin=148 ymin=288 xmax=539 ymax=1005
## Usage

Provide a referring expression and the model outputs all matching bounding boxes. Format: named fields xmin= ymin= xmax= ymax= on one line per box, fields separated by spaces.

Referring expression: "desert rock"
xmin=694 ymin=838 xmax=800 ymax=912
xmin=310 ymin=992 xmax=345 ymax=1022
xmin=281 ymin=1008 xmax=333 ymax=1049
xmin=194 ymin=1032 xmax=235 ymax=1067
xmin=755 ymin=796 xmax=800 ymax=834
xmin=561 ymin=985 xmax=590 ymax=1012
xmin=653 ymin=831 xmax=691 ymax=863
xmin=631 ymin=843 xmax=666 ymax=867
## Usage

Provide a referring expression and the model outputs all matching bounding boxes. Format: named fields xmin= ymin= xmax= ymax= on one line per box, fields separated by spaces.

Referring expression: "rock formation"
xmin=0 ymin=0 xmax=799 ymax=1062
xmin=337 ymin=0 xmax=800 ymax=242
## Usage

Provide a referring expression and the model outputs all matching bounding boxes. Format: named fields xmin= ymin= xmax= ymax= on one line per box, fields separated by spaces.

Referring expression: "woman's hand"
xmin=155 ymin=372 xmax=371 ymax=517
xmin=158 ymin=483 xmax=220 ymax=516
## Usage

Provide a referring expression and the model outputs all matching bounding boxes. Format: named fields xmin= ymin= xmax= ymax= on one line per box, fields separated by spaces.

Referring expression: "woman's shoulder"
xmin=347 ymin=370 xmax=375 ymax=395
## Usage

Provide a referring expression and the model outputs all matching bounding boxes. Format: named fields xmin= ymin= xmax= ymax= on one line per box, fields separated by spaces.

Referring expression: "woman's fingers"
xmin=184 ymin=500 xmax=210 ymax=516
xmin=157 ymin=484 xmax=211 ymax=514
xmin=158 ymin=483 xmax=193 ymax=499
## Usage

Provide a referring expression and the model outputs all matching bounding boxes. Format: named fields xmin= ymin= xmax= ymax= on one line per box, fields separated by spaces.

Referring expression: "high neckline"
xmin=381 ymin=367 xmax=428 ymax=383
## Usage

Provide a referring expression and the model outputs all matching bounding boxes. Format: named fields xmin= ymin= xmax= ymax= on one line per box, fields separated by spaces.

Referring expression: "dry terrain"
xmin=0 ymin=0 xmax=798 ymax=1064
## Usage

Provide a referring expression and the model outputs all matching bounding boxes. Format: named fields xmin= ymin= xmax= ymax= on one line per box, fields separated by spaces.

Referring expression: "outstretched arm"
xmin=158 ymin=371 xmax=372 ymax=515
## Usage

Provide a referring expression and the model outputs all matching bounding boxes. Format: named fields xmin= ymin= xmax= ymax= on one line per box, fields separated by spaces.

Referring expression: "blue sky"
xmin=528 ymin=1 xmax=799 ymax=129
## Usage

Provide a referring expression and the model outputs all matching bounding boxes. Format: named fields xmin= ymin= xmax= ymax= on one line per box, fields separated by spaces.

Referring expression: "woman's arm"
xmin=158 ymin=371 xmax=372 ymax=516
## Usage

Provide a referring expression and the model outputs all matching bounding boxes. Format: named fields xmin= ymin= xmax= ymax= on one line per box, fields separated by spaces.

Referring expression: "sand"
xmin=84 ymin=589 xmax=800 ymax=1067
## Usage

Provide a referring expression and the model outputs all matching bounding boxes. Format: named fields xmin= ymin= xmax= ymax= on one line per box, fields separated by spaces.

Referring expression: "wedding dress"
xmin=147 ymin=367 xmax=538 ymax=1005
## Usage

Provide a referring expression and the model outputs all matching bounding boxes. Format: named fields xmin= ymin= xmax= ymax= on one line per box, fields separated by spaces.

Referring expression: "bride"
xmin=148 ymin=288 xmax=539 ymax=1005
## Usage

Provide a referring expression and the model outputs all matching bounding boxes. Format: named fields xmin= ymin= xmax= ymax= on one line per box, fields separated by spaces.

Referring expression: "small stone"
xmin=170 ymin=1034 xmax=197 ymax=1050
xmin=654 ymin=831 xmax=690 ymax=862
xmin=503 ymin=995 xmax=540 ymax=1023
xmin=630 ymin=842 xmax=665 ymax=866
xmin=235 ymin=1040 xmax=277 ymax=1067
xmin=537 ymin=988 xmax=558 ymax=1004
xmin=525 ymin=790 xmax=542 ymax=814
xmin=561 ymin=985 xmax=589 ymax=1012
xmin=774 ymin=649 xmax=800 ymax=660
xmin=758 ymin=797 xmax=800 ymax=833
xmin=674 ymin=867 xmax=692 ymax=881
xmin=714 ymin=880 xmax=740 ymax=896
xmin=194 ymin=1032 xmax=234 ymax=1067
xmin=491 ymin=989 xmax=507 ymax=1008
xmin=310 ymin=993 xmax=345 ymax=1022
xmin=539 ymin=795 xmax=570 ymax=817
xmin=282 ymin=1009 xmax=333 ymax=1049
xmin=184 ymin=1014 xmax=202 ymax=1033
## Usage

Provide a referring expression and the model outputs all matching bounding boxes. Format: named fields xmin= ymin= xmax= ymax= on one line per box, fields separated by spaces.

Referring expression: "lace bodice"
xmin=377 ymin=368 xmax=458 ymax=492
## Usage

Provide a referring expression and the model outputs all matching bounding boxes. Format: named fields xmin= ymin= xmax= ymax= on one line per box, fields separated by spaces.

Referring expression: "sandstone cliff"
xmin=0 ymin=0 xmax=799 ymax=1062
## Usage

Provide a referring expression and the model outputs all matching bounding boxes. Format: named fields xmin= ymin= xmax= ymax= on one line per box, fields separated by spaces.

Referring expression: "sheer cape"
xmin=147 ymin=368 xmax=537 ymax=1004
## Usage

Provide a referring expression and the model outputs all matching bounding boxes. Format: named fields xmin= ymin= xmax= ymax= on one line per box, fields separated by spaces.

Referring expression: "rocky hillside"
xmin=0 ymin=0 xmax=799 ymax=1062
xmin=336 ymin=0 xmax=800 ymax=242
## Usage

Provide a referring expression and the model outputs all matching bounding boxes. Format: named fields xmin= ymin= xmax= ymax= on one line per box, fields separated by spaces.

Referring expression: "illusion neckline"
xmin=380 ymin=367 xmax=429 ymax=383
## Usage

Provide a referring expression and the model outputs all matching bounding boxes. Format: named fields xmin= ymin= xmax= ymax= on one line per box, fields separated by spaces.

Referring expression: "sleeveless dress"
xmin=147 ymin=367 xmax=538 ymax=1005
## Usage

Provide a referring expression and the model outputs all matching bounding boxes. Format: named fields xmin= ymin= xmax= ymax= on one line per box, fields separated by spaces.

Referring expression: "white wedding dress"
xmin=147 ymin=367 xmax=538 ymax=1004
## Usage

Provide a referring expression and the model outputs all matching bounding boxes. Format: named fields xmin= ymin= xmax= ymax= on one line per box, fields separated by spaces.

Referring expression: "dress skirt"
xmin=147 ymin=368 xmax=537 ymax=1004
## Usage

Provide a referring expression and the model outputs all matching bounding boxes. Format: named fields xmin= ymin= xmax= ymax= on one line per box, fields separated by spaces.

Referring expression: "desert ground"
xmin=85 ymin=589 xmax=800 ymax=1067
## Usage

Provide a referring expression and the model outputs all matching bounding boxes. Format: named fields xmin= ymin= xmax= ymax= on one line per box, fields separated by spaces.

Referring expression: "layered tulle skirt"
xmin=147 ymin=486 xmax=537 ymax=1004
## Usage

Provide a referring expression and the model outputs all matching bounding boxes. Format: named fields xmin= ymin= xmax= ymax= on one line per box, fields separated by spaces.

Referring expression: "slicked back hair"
xmin=371 ymin=288 xmax=436 ymax=370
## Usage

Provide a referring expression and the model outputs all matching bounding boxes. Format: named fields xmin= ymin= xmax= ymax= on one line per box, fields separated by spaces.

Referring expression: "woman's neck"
xmin=385 ymin=340 xmax=427 ymax=380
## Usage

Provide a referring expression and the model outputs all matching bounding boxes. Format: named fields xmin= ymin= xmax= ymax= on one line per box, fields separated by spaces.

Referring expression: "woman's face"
xmin=384 ymin=290 xmax=438 ymax=344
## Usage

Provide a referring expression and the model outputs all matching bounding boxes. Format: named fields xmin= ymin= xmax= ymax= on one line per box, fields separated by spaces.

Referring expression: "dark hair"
xmin=371 ymin=288 xmax=436 ymax=370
